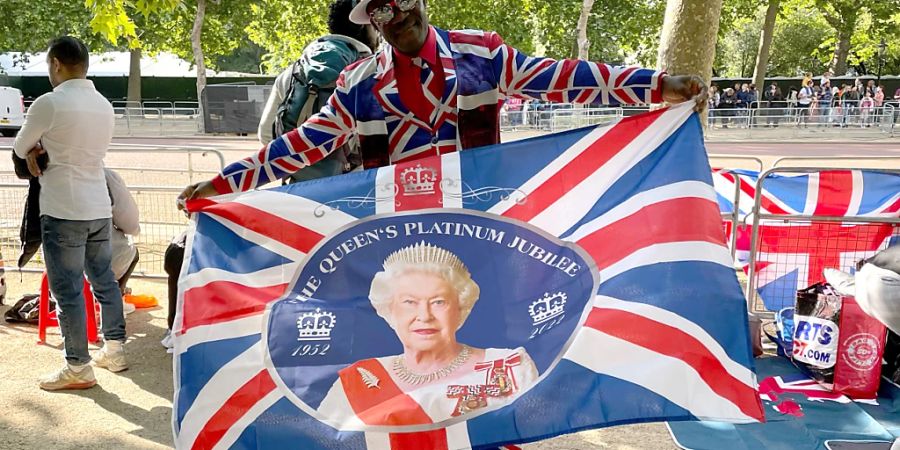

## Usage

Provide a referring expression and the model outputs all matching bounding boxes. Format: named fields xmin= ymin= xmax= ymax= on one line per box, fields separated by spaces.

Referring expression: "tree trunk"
xmin=752 ymin=0 xmax=779 ymax=90
xmin=829 ymin=26 xmax=853 ymax=76
xmin=127 ymin=47 xmax=142 ymax=105
xmin=192 ymin=0 xmax=207 ymax=132
xmin=575 ymin=0 xmax=596 ymax=61
xmin=658 ymin=0 xmax=724 ymax=120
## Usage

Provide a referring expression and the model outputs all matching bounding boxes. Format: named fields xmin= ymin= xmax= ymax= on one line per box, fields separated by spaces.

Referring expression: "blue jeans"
xmin=41 ymin=216 xmax=125 ymax=365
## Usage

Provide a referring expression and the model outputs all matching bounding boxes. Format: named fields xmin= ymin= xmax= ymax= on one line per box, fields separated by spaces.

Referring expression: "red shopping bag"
xmin=792 ymin=283 xmax=887 ymax=400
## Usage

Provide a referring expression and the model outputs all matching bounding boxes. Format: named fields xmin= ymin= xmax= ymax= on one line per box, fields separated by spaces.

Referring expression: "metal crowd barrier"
xmin=708 ymin=155 xmax=764 ymax=258
xmin=0 ymin=145 xmax=224 ymax=278
xmin=744 ymin=166 xmax=900 ymax=315
xmin=708 ymin=104 xmax=896 ymax=138
xmin=113 ymin=106 xmax=202 ymax=137
xmin=773 ymin=155 xmax=900 ymax=168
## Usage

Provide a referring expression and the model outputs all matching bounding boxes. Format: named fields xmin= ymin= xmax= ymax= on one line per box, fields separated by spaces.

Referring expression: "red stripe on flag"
xmin=813 ymin=171 xmax=854 ymax=216
xmin=576 ymin=197 xmax=726 ymax=271
xmin=181 ymin=281 xmax=288 ymax=333
xmin=718 ymin=172 xmax=790 ymax=215
xmin=394 ymin=156 xmax=444 ymax=211
xmin=888 ymin=196 xmax=900 ymax=214
xmin=756 ymin=222 xmax=893 ymax=285
xmin=585 ymin=308 xmax=764 ymax=420
xmin=377 ymin=151 xmax=451 ymax=447
xmin=192 ymin=369 xmax=278 ymax=450
xmin=502 ymin=108 xmax=668 ymax=222
xmin=200 ymin=201 xmax=324 ymax=254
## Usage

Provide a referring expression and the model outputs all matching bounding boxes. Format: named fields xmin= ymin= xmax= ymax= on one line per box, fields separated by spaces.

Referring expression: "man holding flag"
xmin=171 ymin=2 xmax=765 ymax=449
xmin=179 ymin=0 xmax=707 ymax=202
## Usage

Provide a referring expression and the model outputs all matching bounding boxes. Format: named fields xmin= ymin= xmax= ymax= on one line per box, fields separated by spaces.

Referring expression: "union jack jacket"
xmin=212 ymin=27 xmax=666 ymax=194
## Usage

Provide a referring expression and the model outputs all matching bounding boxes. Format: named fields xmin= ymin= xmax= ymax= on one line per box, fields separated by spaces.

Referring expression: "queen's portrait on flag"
xmin=318 ymin=241 xmax=539 ymax=427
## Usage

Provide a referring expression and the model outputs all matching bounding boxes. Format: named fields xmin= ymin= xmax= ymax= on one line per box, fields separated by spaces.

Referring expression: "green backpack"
xmin=275 ymin=35 xmax=366 ymax=182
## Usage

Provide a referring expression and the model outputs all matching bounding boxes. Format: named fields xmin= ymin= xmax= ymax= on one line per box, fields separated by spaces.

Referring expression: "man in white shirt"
xmin=13 ymin=36 xmax=127 ymax=391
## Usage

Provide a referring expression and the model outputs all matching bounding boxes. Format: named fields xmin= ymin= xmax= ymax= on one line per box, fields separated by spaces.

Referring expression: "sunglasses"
xmin=368 ymin=0 xmax=418 ymax=26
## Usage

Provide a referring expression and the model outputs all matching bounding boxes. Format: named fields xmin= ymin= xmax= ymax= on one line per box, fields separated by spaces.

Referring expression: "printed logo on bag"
xmin=792 ymin=315 xmax=839 ymax=368
xmin=842 ymin=333 xmax=880 ymax=371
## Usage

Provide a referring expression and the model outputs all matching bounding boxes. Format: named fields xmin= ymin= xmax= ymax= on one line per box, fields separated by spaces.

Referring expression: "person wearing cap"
xmin=179 ymin=0 xmax=708 ymax=202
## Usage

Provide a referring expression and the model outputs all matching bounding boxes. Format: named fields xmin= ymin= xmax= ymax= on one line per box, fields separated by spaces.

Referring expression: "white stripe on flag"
xmin=204 ymin=213 xmax=307 ymax=262
xmin=376 ymin=166 xmax=396 ymax=214
xmin=177 ymin=341 xmax=266 ymax=449
xmin=599 ymin=241 xmax=733 ymax=284
xmin=487 ymin=126 xmax=613 ymax=215
xmin=442 ymin=152 xmax=463 ymax=208
xmin=212 ymin=389 xmax=284 ymax=450
xmin=804 ymin=173 xmax=819 ymax=215
xmin=445 ymin=422 xmax=472 ymax=449
xmin=847 ymin=170 xmax=864 ymax=216
xmin=565 ymin=326 xmax=757 ymax=423
xmin=871 ymin=191 xmax=900 ymax=216
xmin=564 ymin=181 xmax=716 ymax=242
xmin=180 ymin=264 xmax=299 ymax=293
xmin=364 ymin=432 xmax=392 ymax=450
xmin=529 ymin=104 xmax=694 ymax=236
xmin=175 ymin=314 xmax=265 ymax=355
xmin=592 ymin=296 xmax=757 ymax=385
xmin=227 ymin=190 xmax=357 ymax=235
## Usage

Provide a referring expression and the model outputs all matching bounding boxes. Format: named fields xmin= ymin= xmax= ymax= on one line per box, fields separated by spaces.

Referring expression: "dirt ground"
xmin=1 ymin=136 xmax=895 ymax=449
xmin=0 ymin=274 xmax=675 ymax=450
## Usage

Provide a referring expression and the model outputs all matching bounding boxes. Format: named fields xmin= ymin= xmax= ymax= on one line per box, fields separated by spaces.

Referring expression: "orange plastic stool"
xmin=38 ymin=272 xmax=100 ymax=344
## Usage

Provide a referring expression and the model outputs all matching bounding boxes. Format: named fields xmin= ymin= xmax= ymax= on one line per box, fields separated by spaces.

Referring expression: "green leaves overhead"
xmin=1 ymin=0 xmax=898 ymax=76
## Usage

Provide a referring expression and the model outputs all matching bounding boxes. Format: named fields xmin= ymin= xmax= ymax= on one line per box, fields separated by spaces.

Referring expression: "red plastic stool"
xmin=38 ymin=272 xmax=100 ymax=344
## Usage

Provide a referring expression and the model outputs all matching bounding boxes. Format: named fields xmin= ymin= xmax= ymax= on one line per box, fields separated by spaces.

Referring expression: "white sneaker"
xmin=39 ymin=364 xmax=96 ymax=391
xmin=92 ymin=341 xmax=128 ymax=373
xmin=161 ymin=330 xmax=174 ymax=351
xmin=123 ymin=301 xmax=136 ymax=315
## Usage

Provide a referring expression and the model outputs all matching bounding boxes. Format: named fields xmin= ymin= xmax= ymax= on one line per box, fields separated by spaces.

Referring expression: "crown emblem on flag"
xmin=400 ymin=164 xmax=438 ymax=196
xmin=528 ymin=292 xmax=567 ymax=325
xmin=296 ymin=308 xmax=337 ymax=341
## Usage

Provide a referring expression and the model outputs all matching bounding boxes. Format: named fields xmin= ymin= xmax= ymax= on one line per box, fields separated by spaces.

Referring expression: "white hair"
xmin=368 ymin=246 xmax=480 ymax=330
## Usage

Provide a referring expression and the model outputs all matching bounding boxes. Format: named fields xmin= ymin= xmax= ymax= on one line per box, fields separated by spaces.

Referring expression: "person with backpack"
xmin=257 ymin=0 xmax=379 ymax=183
xmin=180 ymin=0 xmax=707 ymax=202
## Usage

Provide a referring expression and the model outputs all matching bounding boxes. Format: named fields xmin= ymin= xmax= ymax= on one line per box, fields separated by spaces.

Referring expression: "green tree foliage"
xmin=768 ymin=3 xmax=831 ymax=76
xmin=714 ymin=14 xmax=760 ymax=77
xmin=244 ymin=0 xmax=331 ymax=73
xmin=533 ymin=0 xmax=665 ymax=65
xmin=0 ymin=0 xmax=102 ymax=54
xmin=429 ymin=0 xmax=536 ymax=55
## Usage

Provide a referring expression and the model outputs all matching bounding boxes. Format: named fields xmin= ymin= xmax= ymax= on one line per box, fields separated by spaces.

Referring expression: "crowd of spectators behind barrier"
xmin=706 ymin=72 xmax=900 ymax=129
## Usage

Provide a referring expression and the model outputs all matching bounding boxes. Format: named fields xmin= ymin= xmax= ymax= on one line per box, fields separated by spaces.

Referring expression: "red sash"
xmin=339 ymin=359 xmax=449 ymax=449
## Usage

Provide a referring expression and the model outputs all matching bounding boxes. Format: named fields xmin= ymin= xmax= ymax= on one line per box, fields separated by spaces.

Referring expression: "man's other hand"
xmin=26 ymin=144 xmax=46 ymax=177
xmin=177 ymin=180 xmax=219 ymax=211
xmin=662 ymin=75 xmax=708 ymax=112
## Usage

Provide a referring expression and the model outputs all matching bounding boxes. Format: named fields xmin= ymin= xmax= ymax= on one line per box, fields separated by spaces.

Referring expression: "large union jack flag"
xmin=174 ymin=104 xmax=764 ymax=450
xmin=712 ymin=168 xmax=900 ymax=311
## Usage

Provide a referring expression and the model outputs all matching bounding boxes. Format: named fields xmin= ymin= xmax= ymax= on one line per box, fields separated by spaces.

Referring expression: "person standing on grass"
xmin=13 ymin=36 xmax=128 ymax=391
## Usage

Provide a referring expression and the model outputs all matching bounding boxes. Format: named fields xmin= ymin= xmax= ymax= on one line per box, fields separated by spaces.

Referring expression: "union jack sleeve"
xmin=211 ymin=82 xmax=358 ymax=194
xmin=486 ymin=32 xmax=665 ymax=105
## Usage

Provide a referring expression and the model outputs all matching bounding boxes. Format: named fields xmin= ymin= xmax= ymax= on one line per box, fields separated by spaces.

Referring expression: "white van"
xmin=0 ymin=86 xmax=25 ymax=137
